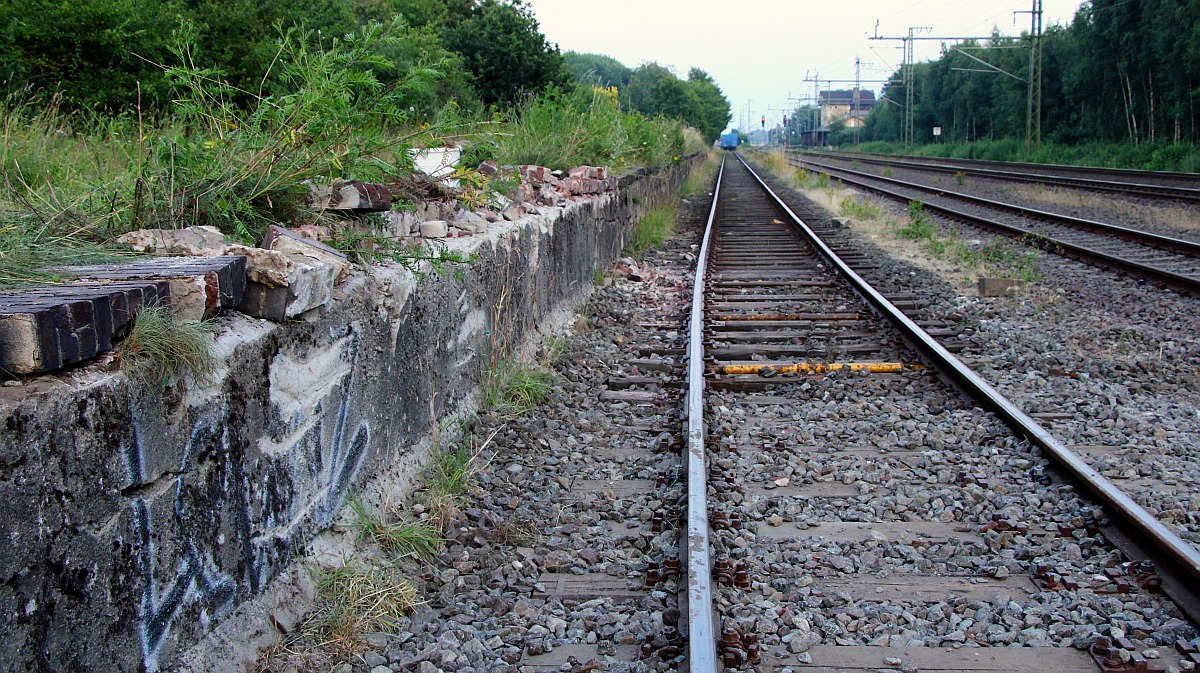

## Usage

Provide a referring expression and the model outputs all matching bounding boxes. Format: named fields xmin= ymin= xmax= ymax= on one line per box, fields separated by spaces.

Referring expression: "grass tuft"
xmin=350 ymin=499 xmax=443 ymax=561
xmin=120 ymin=306 xmax=217 ymax=382
xmin=310 ymin=564 xmax=419 ymax=653
xmin=481 ymin=361 xmax=554 ymax=415
xmin=626 ymin=201 xmax=678 ymax=255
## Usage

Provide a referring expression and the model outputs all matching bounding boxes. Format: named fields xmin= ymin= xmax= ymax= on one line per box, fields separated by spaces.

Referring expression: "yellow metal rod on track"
xmin=715 ymin=362 xmax=919 ymax=375
xmin=714 ymin=313 xmax=860 ymax=321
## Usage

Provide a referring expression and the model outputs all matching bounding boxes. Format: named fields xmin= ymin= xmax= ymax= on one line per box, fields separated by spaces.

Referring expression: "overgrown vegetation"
xmin=682 ymin=150 xmax=720 ymax=197
xmin=119 ymin=306 xmax=217 ymax=382
xmin=564 ymin=54 xmax=732 ymax=145
xmin=627 ymin=201 xmax=678 ymax=255
xmin=496 ymin=84 xmax=689 ymax=170
xmin=0 ymin=1 xmax=723 ymax=287
xmin=896 ymin=201 xmax=1041 ymax=282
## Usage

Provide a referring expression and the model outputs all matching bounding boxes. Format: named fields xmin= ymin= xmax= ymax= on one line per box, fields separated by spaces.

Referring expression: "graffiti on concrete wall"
xmin=124 ymin=332 xmax=371 ymax=671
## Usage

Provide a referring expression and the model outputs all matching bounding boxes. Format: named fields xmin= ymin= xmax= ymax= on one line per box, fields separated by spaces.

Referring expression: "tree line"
xmin=564 ymin=53 xmax=732 ymax=144
xmin=860 ymin=0 xmax=1200 ymax=147
xmin=0 ymin=0 xmax=730 ymax=142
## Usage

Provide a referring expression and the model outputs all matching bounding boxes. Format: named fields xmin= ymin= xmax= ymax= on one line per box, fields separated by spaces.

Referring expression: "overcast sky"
xmin=525 ymin=0 xmax=1087 ymax=132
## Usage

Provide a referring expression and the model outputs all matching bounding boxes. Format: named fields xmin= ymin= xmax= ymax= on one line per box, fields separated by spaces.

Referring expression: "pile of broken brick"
xmin=0 ymin=160 xmax=617 ymax=376
xmin=343 ymin=163 xmax=619 ymax=240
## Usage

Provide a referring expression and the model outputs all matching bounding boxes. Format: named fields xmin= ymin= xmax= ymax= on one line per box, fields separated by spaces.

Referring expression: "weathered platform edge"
xmin=0 ymin=158 xmax=701 ymax=673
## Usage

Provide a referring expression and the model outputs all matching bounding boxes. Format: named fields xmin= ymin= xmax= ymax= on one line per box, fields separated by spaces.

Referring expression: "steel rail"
xmin=735 ymin=152 xmax=1200 ymax=625
xmin=797 ymin=150 xmax=1200 ymax=203
xmin=808 ymin=149 xmax=1200 ymax=186
xmin=795 ymin=155 xmax=1200 ymax=258
xmin=785 ymin=156 xmax=1200 ymax=295
xmin=685 ymin=153 xmax=723 ymax=672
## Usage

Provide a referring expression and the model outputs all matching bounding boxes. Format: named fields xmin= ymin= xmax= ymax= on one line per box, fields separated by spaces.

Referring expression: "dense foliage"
xmin=858 ymin=0 xmax=1200 ymax=149
xmin=0 ymin=0 xmax=559 ymax=111
xmin=564 ymin=53 xmax=732 ymax=144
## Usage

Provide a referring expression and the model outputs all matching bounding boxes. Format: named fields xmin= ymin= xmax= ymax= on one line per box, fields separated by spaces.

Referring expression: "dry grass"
xmin=802 ymin=185 xmax=983 ymax=293
xmin=309 ymin=564 xmax=419 ymax=654
xmin=1006 ymin=184 xmax=1200 ymax=237
xmin=489 ymin=514 xmax=542 ymax=547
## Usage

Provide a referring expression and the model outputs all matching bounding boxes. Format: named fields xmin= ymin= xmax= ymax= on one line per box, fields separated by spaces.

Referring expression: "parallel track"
xmin=797 ymin=150 xmax=1200 ymax=203
xmin=684 ymin=152 xmax=1200 ymax=671
xmin=788 ymin=154 xmax=1200 ymax=295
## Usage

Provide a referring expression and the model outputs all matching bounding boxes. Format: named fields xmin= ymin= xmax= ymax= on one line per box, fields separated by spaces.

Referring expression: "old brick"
xmin=420 ymin=220 xmax=449 ymax=239
xmin=116 ymin=226 xmax=226 ymax=256
xmin=56 ymin=256 xmax=246 ymax=322
xmin=0 ymin=281 xmax=169 ymax=374
xmin=262 ymin=226 xmax=349 ymax=282
xmin=312 ymin=180 xmax=391 ymax=212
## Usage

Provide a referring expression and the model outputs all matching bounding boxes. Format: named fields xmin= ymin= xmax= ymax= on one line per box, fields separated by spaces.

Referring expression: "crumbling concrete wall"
xmin=0 ymin=160 xmax=700 ymax=673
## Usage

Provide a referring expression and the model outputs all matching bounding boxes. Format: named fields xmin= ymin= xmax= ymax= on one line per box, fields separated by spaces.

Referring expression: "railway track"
xmin=796 ymin=150 xmax=1200 ymax=204
xmin=787 ymin=153 xmax=1200 ymax=295
xmin=684 ymin=153 xmax=1200 ymax=672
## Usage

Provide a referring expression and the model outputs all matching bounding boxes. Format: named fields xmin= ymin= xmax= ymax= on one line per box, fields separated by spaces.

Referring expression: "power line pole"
xmin=1018 ymin=0 xmax=1044 ymax=154
xmin=903 ymin=28 xmax=918 ymax=146
xmin=872 ymin=27 xmax=992 ymax=146
xmin=852 ymin=57 xmax=875 ymax=144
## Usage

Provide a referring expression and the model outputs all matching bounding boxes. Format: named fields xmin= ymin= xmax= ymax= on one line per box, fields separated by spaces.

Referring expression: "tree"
xmin=442 ymin=0 xmax=566 ymax=105
xmin=0 ymin=0 xmax=182 ymax=108
xmin=686 ymin=68 xmax=732 ymax=143
xmin=622 ymin=62 xmax=673 ymax=114
xmin=563 ymin=51 xmax=630 ymax=89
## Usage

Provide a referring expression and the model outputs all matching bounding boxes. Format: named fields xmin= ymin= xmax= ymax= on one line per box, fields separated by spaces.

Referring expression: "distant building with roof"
xmin=818 ymin=88 xmax=875 ymax=128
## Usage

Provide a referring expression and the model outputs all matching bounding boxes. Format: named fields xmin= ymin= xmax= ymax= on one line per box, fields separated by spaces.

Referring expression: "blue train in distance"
xmin=718 ymin=132 xmax=739 ymax=150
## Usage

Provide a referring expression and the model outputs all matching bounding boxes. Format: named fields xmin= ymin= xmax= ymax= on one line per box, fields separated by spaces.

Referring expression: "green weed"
xmin=897 ymin=200 xmax=937 ymax=240
xmin=838 ymin=196 xmax=882 ymax=220
xmin=119 ymin=306 xmax=217 ymax=382
xmin=482 ymin=361 xmax=554 ymax=414
xmin=627 ymin=201 xmax=678 ymax=254
xmin=349 ymin=499 xmax=443 ymax=561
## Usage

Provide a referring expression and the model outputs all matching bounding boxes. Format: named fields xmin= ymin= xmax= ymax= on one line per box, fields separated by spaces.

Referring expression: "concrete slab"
xmin=519 ymin=644 xmax=640 ymax=671
xmin=533 ymin=573 xmax=646 ymax=600
xmin=764 ymin=644 xmax=1095 ymax=672
xmin=757 ymin=521 xmax=983 ymax=544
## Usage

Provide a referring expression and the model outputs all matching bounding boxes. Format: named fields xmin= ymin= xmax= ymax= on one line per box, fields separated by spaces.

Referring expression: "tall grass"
xmin=119 ymin=306 xmax=218 ymax=382
xmin=1 ymin=28 xmax=707 ymax=288
xmin=497 ymin=84 xmax=699 ymax=170
xmin=682 ymin=150 xmax=719 ymax=196
xmin=627 ymin=201 xmax=678 ymax=254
